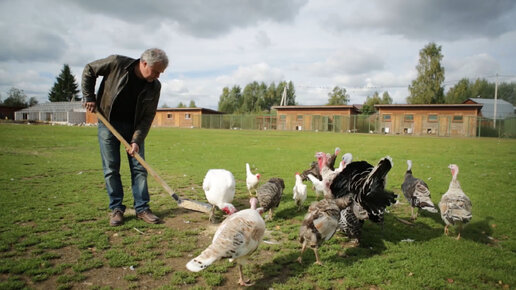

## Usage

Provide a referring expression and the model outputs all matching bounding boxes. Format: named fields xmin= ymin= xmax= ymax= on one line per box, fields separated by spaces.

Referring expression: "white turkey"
xmin=401 ymin=160 xmax=438 ymax=220
xmin=256 ymin=177 xmax=285 ymax=221
xmin=298 ymin=196 xmax=352 ymax=265
xmin=439 ymin=164 xmax=472 ymax=240
xmin=202 ymin=169 xmax=237 ymax=223
xmin=293 ymin=172 xmax=307 ymax=210
xmin=307 ymin=173 xmax=325 ymax=200
xmin=186 ymin=197 xmax=265 ymax=286
xmin=246 ymin=163 xmax=261 ymax=196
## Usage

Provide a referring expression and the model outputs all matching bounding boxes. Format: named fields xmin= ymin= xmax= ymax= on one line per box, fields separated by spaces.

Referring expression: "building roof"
xmin=156 ymin=107 xmax=224 ymax=114
xmin=271 ymin=105 xmax=359 ymax=111
xmin=463 ymin=98 xmax=515 ymax=119
xmin=374 ymin=103 xmax=483 ymax=109
xmin=17 ymin=101 xmax=85 ymax=113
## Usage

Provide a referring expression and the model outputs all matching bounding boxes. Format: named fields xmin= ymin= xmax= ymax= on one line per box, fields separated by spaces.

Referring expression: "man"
xmin=82 ymin=48 xmax=168 ymax=226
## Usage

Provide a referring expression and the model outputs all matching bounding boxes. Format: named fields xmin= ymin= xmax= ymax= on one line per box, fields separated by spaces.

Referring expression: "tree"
xmin=445 ymin=78 xmax=471 ymax=104
xmin=218 ymin=86 xmax=242 ymax=113
xmin=407 ymin=42 xmax=445 ymax=104
xmin=48 ymin=64 xmax=80 ymax=102
xmin=362 ymin=91 xmax=392 ymax=115
xmin=177 ymin=102 xmax=186 ymax=108
xmin=327 ymin=86 xmax=349 ymax=105
xmin=189 ymin=100 xmax=197 ymax=108
xmin=3 ymin=87 xmax=30 ymax=107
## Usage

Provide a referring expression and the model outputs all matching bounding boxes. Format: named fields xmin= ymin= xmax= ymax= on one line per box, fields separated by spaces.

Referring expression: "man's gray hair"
xmin=141 ymin=48 xmax=169 ymax=68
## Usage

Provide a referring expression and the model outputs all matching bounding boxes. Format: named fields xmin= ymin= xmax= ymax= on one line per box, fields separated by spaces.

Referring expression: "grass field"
xmin=0 ymin=123 xmax=515 ymax=289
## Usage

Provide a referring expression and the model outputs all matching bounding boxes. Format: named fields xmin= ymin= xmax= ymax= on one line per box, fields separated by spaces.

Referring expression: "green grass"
xmin=0 ymin=123 xmax=515 ymax=289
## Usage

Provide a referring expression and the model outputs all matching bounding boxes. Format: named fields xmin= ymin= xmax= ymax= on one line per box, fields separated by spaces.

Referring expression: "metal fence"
xmin=199 ymin=114 xmax=516 ymax=138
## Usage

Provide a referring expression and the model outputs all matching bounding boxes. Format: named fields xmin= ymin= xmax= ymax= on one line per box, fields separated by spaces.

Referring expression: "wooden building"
xmin=152 ymin=107 xmax=223 ymax=128
xmin=374 ymin=104 xmax=483 ymax=137
xmin=0 ymin=105 xmax=25 ymax=120
xmin=271 ymin=105 xmax=360 ymax=132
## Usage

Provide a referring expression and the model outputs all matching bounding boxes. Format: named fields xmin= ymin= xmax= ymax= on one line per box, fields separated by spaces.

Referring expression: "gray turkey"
xmin=256 ymin=177 xmax=285 ymax=221
xmin=401 ymin=160 xmax=437 ymax=220
xmin=337 ymin=202 xmax=367 ymax=245
xmin=298 ymin=196 xmax=352 ymax=265
xmin=439 ymin=164 xmax=472 ymax=240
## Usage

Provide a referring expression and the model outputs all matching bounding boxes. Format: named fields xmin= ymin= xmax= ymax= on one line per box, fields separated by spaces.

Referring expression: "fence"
xmin=200 ymin=114 xmax=516 ymax=138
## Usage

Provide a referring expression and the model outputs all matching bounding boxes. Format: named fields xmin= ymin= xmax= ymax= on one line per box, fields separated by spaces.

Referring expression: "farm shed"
xmin=374 ymin=104 xmax=483 ymax=137
xmin=463 ymin=98 xmax=515 ymax=120
xmin=15 ymin=101 xmax=86 ymax=124
xmin=152 ymin=107 xmax=224 ymax=128
xmin=271 ymin=105 xmax=361 ymax=132
xmin=0 ymin=105 xmax=25 ymax=120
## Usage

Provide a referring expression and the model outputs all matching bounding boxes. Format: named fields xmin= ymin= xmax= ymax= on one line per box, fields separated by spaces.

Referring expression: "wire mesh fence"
xmin=199 ymin=114 xmax=516 ymax=138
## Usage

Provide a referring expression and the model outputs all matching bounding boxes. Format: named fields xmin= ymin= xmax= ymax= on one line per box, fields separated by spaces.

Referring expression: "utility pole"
xmin=493 ymin=73 xmax=498 ymax=128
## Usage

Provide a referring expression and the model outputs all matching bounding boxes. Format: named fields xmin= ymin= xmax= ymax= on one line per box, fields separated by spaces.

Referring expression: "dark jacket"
xmin=82 ymin=55 xmax=161 ymax=145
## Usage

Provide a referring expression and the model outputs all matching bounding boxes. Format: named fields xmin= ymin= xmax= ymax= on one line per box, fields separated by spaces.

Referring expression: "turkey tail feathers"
xmin=186 ymin=251 xmax=218 ymax=272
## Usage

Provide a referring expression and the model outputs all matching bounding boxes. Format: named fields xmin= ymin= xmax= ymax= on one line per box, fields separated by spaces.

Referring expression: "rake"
xmin=95 ymin=112 xmax=212 ymax=214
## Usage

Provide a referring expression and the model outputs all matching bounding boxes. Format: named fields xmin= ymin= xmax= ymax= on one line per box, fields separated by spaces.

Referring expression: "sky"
xmin=1 ymin=0 xmax=516 ymax=110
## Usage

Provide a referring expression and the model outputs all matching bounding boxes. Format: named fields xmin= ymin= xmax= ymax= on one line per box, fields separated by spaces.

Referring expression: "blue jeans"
xmin=98 ymin=120 xmax=150 ymax=213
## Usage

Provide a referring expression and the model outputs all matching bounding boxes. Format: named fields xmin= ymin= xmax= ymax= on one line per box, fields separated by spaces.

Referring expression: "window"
xmin=167 ymin=113 xmax=173 ymax=119
xmin=452 ymin=115 xmax=463 ymax=122
xmin=404 ymin=114 xmax=414 ymax=122
xmin=428 ymin=114 xmax=438 ymax=122
xmin=296 ymin=115 xmax=303 ymax=121
xmin=185 ymin=113 xmax=191 ymax=120
xmin=382 ymin=114 xmax=391 ymax=122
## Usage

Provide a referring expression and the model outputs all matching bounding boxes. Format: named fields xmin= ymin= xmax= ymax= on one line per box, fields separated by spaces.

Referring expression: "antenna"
xmin=280 ymin=86 xmax=287 ymax=106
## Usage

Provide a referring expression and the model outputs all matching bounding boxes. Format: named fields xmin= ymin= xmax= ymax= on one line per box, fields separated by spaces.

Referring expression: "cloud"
xmin=324 ymin=0 xmax=516 ymax=40
xmin=309 ymin=48 xmax=385 ymax=78
xmin=216 ymin=62 xmax=285 ymax=86
xmin=69 ymin=0 xmax=309 ymax=38
xmin=0 ymin=24 xmax=67 ymax=62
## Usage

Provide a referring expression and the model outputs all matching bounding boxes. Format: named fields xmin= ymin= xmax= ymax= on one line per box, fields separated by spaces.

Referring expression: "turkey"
xmin=186 ymin=197 xmax=265 ymax=286
xmin=202 ymin=169 xmax=237 ymax=223
xmin=256 ymin=177 xmax=285 ymax=221
xmin=300 ymin=147 xmax=342 ymax=181
xmin=298 ymin=196 xmax=352 ymax=265
xmin=338 ymin=202 xmax=367 ymax=246
xmin=293 ymin=173 xmax=307 ymax=210
xmin=439 ymin=164 xmax=472 ymax=240
xmin=326 ymin=147 xmax=341 ymax=171
xmin=246 ymin=163 xmax=261 ymax=196
xmin=326 ymin=154 xmax=397 ymax=224
xmin=307 ymin=173 xmax=325 ymax=200
xmin=401 ymin=160 xmax=438 ymax=220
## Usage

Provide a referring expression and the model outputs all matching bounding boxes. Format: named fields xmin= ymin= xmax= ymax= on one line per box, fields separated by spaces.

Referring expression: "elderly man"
xmin=82 ymin=48 xmax=169 ymax=226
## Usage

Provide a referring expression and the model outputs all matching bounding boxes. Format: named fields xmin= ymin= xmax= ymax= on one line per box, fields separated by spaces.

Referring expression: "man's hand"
xmin=127 ymin=143 xmax=140 ymax=157
xmin=84 ymin=102 xmax=96 ymax=113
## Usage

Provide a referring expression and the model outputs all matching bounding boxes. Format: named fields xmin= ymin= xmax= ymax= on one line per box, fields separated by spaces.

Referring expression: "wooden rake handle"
xmin=95 ymin=112 xmax=212 ymax=213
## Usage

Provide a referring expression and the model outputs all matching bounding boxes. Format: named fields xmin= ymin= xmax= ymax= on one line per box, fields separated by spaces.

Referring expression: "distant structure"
xmin=463 ymin=98 xmax=515 ymax=120
xmin=14 ymin=101 xmax=85 ymax=124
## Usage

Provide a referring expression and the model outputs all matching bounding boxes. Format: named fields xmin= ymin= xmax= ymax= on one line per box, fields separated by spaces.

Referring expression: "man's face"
xmin=140 ymin=61 xmax=166 ymax=82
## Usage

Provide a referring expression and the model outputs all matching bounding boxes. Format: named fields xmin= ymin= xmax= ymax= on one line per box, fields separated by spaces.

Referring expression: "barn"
xmin=374 ymin=104 xmax=483 ymax=137
xmin=271 ymin=105 xmax=361 ymax=132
